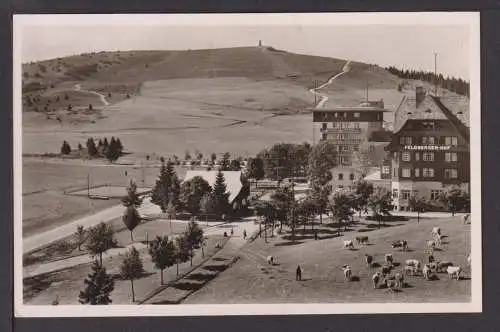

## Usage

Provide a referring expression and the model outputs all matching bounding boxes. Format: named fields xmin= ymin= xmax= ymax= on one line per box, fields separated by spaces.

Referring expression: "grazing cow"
xmin=405 ymin=259 xmax=421 ymax=270
xmin=384 ymin=278 xmax=397 ymax=292
xmin=462 ymin=214 xmax=470 ymax=224
xmin=355 ymin=236 xmax=369 ymax=245
xmin=266 ymin=255 xmax=274 ymax=265
xmin=392 ymin=240 xmax=408 ymax=251
xmin=343 ymin=240 xmax=354 ymax=249
xmin=427 ymin=240 xmax=437 ymax=250
xmin=364 ymin=254 xmax=373 ymax=267
xmin=372 ymin=272 xmax=382 ymax=289
xmin=436 ymin=261 xmax=454 ymax=273
xmin=384 ymin=253 xmax=394 ymax=266
xmin=395 ymin=272 xmax=404 ymax=288
xmin=428 ymin=262 xmax=439 ymax=272
xmin=467 ymin=254 xmax=471 ymax=266
xmin=403 ymin=265 xmax=417 ymax=276
xmin=428 ymin=255 xmax=435 ymax=263
xmin=381 ymin=264 xmax=392 ymax=277
xmin=431 ymin=227 xmax=441 ymax=237
xmin=447 ymin=266 xmax=462 ymax=280
xmin=341 ymin=265 xmax=352 ymax=282
xmin=422 ymin=264 xmax=432 ymax=280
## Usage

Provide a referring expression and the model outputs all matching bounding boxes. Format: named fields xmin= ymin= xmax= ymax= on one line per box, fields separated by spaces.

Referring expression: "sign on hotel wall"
xmin=404 ymin=145 xmax=451 ymax=151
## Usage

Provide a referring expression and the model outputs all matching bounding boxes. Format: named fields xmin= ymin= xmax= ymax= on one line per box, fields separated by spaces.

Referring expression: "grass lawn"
xmin=185 ymin=215 xmax=471 ymax=304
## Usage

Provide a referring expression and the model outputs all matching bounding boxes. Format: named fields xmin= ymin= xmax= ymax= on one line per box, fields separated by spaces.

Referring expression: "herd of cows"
xmin=339 ymin=226 xmax=470 ymax=292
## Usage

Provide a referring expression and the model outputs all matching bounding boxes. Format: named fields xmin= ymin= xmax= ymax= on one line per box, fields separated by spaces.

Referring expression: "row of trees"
xmin=150 ymin=157 xmax=233 ymax=219
xmin=59 ymin=136 xmax=124 ymax=162
xmin=385 ymin=66 xmax=470 ymax=97
xmin=254 ymin=142 xmax=312 ymax=181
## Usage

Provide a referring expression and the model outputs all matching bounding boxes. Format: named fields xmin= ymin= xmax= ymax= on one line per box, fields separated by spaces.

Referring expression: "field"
xmin=185 ymin=215 xmax=471 ymax=303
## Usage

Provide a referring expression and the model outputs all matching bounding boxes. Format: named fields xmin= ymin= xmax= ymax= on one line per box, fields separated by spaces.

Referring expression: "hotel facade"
xmin=387 ymin=87 xmax=470 ymax=211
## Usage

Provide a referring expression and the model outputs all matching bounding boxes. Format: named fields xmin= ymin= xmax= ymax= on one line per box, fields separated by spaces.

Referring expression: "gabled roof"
xmin=393 ymin=95 xmax=448 ymax=133
xmin=183 ymin=170 xmax=243 ymax=203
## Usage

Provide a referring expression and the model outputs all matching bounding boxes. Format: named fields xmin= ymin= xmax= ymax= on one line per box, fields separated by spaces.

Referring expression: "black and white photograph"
xmin=14 ymin=12 xmax=481 ymax=316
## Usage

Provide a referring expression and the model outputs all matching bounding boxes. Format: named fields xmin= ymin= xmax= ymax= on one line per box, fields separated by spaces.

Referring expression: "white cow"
xmin=266 ymin=255 xmax=274 ymax=265
xmin=343 ymin=240 xmax=354 ymax=249
xmin=405 ymin=259 xmax=421 ymax=270
xmin=431 ymin=227 xmax=441 ymax=237
xmin=341 ymin=265 xmax=352 ymax=281
xmin=467 ymin=254 xmax=472 ymax=266
xmin=422 ymin=264 xmax=432 ymax=280
xmin=395 ymin=271 xmax=404 ymax=288
xmin=447 ymin=266 xmax=462 ymax=280
xmin=372 ymin=272 xmax=382 ymax=289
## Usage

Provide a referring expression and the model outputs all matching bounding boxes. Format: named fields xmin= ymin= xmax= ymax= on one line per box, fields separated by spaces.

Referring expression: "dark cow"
xmin=392 ymin=240 xmax=408 ymax=251
xmin=355 ymin=236 xmax=369 ymax=245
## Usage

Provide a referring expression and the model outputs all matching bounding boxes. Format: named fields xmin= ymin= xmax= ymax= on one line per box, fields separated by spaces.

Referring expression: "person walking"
xmin=296 ymin=265 xmax=302 ymax=281
xmin=230 ymin=227 xmax=234 ymax=236
xmin=314 ymin=230 xmax=318 ymax=241
xmin=243 ymin=229 xmax=247 ymax=240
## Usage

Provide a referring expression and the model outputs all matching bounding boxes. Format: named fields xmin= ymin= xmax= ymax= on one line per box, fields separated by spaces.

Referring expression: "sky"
xmin=18 ymin=15 xmax=473 ymax=80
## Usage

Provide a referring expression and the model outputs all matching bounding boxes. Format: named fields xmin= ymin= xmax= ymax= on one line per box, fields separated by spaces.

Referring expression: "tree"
xmin=185 ymin=220 xmax=204 ymax=266
xmin=229 ymin=159 xmax=241 ymax=171
xmin=151 ymin=158 xmax=180 ymax=212
xmin=86 ymin=138 xmax=98 ymax=158
xmin=210 ymin=153 xmax=217 ymax=163
xmin=121 ymin=179 xmax=143 ymax=208
xmin=368 ymin=187 xmax=394 ymax=229
xmin=180 ymin=176 xmax=212 ymax=215
xmin=351 ymin=143 xmax=377 ymax=178
xmin=220 ymin=152 xmax=231 ymax=171
xmin=195 ymin=150 xmax=203 ymax=160
xmin=308 ymin=141 xmax=337 ymax=187
xmin=329 ymin=192 xmax=355 ymax=233
xmin=60 ymin=140 xmax=71 ymax=155
xmin=78 ymin=143 xmax=83 ymax=151
xmin=75 ymin=225 xmax=86 ymax=251
xmin=253 ymin=200 xmax=277 ymax=243
xmin=166 ymin=200 xmax=177 ymax=232
xmin=440 ymin=187 xmax=470 ymax=216
xmin=148 ymin=236 xmax=176 ymax=285
xmin=296 ymin=196 xmax=316 ymax=235
xmin=85 ymin=222 xmax=117 ymax=266
xmin=200 ymin=193 xmax=217 ymax=217
xmin=122 ymin=206 xmax=141 ymax=243
xmin=185 ymin=150 xmax=191 ymax=161
xmin=270 ymin=186 xmax=294 ymax=234
xmin=98 ymin=139 xmax=103 ymax=149
xmin=78 ymin=261 xmax=114 ymax=305
xmin=354 ymin=180 xmax=374 ymax=218
xmin=246 ymin=157 xmax=265 ymax=187
xmin=105 ymin=138 xmax=121 ymax=162
xmin=212 ymin=170 xmax=230 ymax=217
xmin=102 ymin=137 xmax=109 ymax=151
xmin=116 ymin=138 xmax=123 ymax=154
xmin=120 ymin=247 xmax=144 ymax=302
xmin=174 ymin=234 xmax=191 ymax=275
xmin=310 ymin=184 xmax=330 ymax=224
xmin=409 ymin=195 xmax=428 ymax=223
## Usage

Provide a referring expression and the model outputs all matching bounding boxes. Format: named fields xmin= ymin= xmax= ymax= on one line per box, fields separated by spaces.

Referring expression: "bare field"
xmin=185 ymin=216 xmax=471 ymax=304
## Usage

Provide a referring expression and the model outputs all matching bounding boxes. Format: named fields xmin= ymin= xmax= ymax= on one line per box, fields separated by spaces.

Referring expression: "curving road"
xmin=74 ymin=84 xmax=109 ymax=106
xmin=309 ymin=61 xmax=351 ymax=108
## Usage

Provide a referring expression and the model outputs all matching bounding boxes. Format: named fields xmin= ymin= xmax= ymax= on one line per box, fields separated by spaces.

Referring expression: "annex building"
xmin=386 ymin=87 xmax=470 ymax=211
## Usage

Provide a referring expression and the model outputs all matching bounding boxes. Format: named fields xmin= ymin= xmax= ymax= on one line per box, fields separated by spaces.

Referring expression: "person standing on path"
xmin=314 ymin=231 xmax=318 ymax=241
xmin=243 ymin=230 xmax=247 ymax=240
xmin=296 ymin=265 xmax=302 ymax=281
xmin=230 ymin=227 xmax=234 ymax=236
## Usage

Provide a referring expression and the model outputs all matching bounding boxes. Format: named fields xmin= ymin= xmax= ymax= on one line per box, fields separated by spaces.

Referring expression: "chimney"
xmin=416 ymin=86 xmax=426 ymax=108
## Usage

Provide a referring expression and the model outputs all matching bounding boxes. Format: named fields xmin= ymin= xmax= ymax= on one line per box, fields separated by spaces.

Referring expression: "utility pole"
xmin=434 ymin=52 xmax=438 ymax=96
xmin=87 ymin=173 xmax=90 ymax=197
xmin=365 ymin=81 xmax=369 ymax=102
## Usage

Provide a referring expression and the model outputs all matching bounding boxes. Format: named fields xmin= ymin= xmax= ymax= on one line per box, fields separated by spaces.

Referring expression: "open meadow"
xmin=186 ymin=215 xmax=471 ymax=303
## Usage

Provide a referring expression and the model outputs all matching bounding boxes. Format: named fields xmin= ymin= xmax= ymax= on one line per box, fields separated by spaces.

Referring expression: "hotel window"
xmin=338 ymin=173 xmax=344 ymax=181
xmin=401 ymin=190 xmax=411 ymax=200
xmin=444 ymin=168 xmax=458 ymax=179
xmin=392 ymin=189 xmax=399 ymax=198
xmin=445 ymin=152 xmax=458 ymax=162
xmin=334 ymin=112 xmax=338 ymax=118
xmin=354 ymin=122 xmax=360 ymax=129
xmin=402 ymin=168 xmax=411 ymax=178
xmin=382 ymin=166 xmax=390 ymax=174
xmin=321 ymin=133 xmax=327 ymax=140
xmin=393 ymin=168 xmax=396 ymax=177
xmin=399 ymin=136 xmax=412 ymax=145
xmin=415 ymin=152 xmax=420 ymax=161
xmin=353 ymin=145 xmax=359 ymax=152
xmin=354 ymin=112 xmax=360 ymax=118
xmin=430 ymin=190 xmax=442 ymax=201
xmin=422 ymin=136 xmax=435 ymax=145
xmin=401 ymin=152 xmax=411 ymax=162
xmin=343 ymin=112 xmax=347 ymax=118
xmin=423 ymin=152 xmax=435 ymax=161
xmin=323 ymin=113 xmax=328 ymax=120
xmin=445 ymin=136 xmax=458 ymax=146
xmin=349 ymin=173 xmax=355 ymax=181
xmin=423 ymin=168 xmax=435 ymax=178
xmin=322 ymin=123 xmax=327 ymax=130
xmin=415 ymin=168 xmax=420 ymax=177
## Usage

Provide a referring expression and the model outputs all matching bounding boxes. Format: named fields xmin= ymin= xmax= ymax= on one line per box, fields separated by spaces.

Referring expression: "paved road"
xmin=23 ymin=197 xmax=162 ymax=254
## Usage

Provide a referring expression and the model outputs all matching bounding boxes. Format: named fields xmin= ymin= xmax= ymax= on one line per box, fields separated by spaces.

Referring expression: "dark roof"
xmin=393 ymin=94 xmax=470 ymax=144
xmin=310 ymin=106 xmax=388 ymax=112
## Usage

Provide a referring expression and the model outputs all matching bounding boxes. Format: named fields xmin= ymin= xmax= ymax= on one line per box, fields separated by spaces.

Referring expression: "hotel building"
xmin=387 ymin=87 xmax=470 ymax=211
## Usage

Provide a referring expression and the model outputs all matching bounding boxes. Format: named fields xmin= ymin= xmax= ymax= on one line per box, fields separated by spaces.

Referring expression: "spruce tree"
xmin=78 ymin=261 xmax=114 ymax=305
xmin=151 ymin=158 xmax=180 ymax=212
xmin=102 ymin=137 xmax=109 ymax=151
xmin=60 ymin=140 xmax=71 ymax=155
xmin=116 ymin=138 xmax=123 ymax=154
xmin=86 ymin=138 xmax=98 ymax=158
xmin=122 ymin=179 xmax=143 ymax=208
xmin=213 ymin=170 xmax=230 ymax=217
xmin=78 ymin=143 xmax=83 ymax=151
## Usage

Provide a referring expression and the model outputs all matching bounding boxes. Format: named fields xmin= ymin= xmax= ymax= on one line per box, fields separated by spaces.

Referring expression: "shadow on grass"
xmin=402 ymin=282 xmax=414 ymax=288
xmin=426 ymin=274 xmax=440 ymax=281
xmin=186 ymin=272 xmax=216 ymax=282
xmin=172 ymin=281 xmax=203 ymax=291
xmin=274 ymin=241 xmax=304 ymax=247
xmin=350 ymin=276 xmax=360 ymax=282
xmin=459 ymin=276 xmax=471 ymax=281
xmin=212 ymin=257 xmax=228 ymax=262
xmin=371 ymin=262 xmax=381 ymax=268
xmin=203 ymin=264 xmax=229 ymax=273
xmin=392 ymin=262 xmax=401 ymax=267
xmin=151 ymin=299 xmax=180 ymax=305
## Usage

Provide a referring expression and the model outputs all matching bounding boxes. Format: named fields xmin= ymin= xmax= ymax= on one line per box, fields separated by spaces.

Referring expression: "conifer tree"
xmin=78 ymin=261 xmax=114 ymax=305
xmin=86 ymin=138 xmax=98 ymax=158
xmin=121 ymin=179 xmax=143 ymax=208
xmin=151 ymin=157 xmax=180 ymax=212
xmin=212 ymin=169 xmax=230 ymax=217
